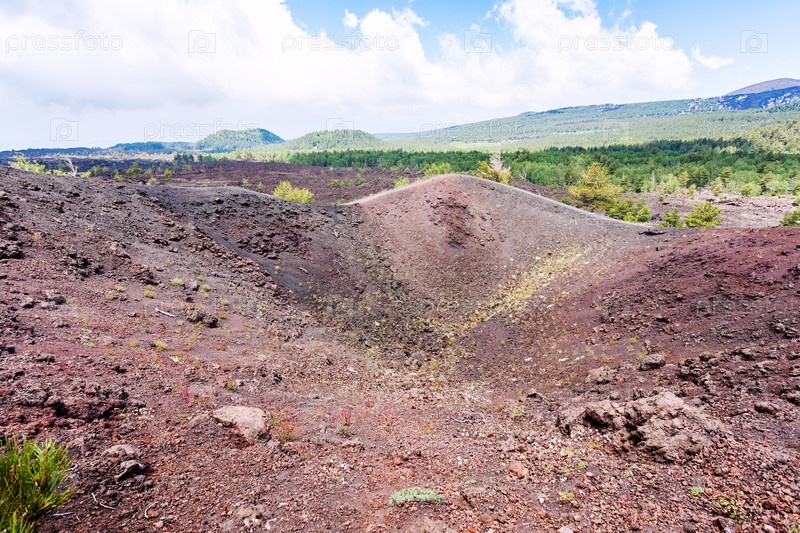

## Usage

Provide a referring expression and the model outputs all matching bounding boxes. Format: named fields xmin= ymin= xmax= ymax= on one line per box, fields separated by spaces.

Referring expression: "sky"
xmin=0 ymin=0 xmax=797 ymax=150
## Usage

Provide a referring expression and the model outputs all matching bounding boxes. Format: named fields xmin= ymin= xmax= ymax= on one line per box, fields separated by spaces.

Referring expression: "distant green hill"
xmin=280 ymin=130 xmax=385 ymax=151
xmin=110 ymin=128 xmax=283 ymax=154
xmin=195 ymin=128 xmax=283 ymax=152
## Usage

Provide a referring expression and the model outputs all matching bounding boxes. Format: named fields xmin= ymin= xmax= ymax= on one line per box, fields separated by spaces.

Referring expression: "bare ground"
xmin=0 ymin=165 xmax=799 ymax=533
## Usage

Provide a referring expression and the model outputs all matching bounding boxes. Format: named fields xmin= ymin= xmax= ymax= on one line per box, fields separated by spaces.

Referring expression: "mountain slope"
xmin=727 ymin=78 xmax=800 ymax=95
xmin=382 ymin=80 xmax=800 ymax=148
xmin=279 ymin=129 xmax=385 ymax=151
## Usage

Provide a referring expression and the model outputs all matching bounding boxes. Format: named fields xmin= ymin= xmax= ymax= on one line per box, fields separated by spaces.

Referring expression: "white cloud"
xmin=343 ymin=9 xmax=358 ymax=30
xmin=691 ymin=45 xmax=734 ymax=70
xmin=0 ymin=0 xmax=699 ymax=149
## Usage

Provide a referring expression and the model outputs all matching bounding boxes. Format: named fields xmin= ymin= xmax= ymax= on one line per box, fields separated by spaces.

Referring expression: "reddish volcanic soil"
xmin=1 ymin=165 xmax=799 ymax=533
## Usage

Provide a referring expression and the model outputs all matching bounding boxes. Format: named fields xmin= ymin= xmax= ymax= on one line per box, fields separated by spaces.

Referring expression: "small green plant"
xmin=9 ymin=156 xmax=47 ymax=174
xmin=509 ymin=404 xmax=525 ymax=420
xmin=143 ymin=289 xmax=155 ymax=299
xmin=153 ymin=340 xmax=168 ymax=350
xmin=272 ymin=181 xmax=314 ymax=204
xmin=780 ymin=208 xmax=800 ymax=226
xmin=336 ymin=408 xmax=355 ymax=437
xmin=223 ymin=380 xmax=237 ymax=391
xmin=604 ymin=197 xmax=652 ymax=222
xmin=125 ymin=162 xmax=141 ymax=180
xmin=558 ymin=491 xmax=576 ymax=503
xmin=659 ymin=208 xmax=684 ymax=228
xmin=688 ymin=486 xmax=704 ymax=496
xmin=708 ymin=177 xmax=725 ymax=196
xmin=336 ymin=425 xmax=356 ymax=438
xmin=0 ymin=436 xmax=74 ymax=532
xmin=146 ymin=177 xmax=159 ymax=186
xmin=389 ymin=487 xmax=443 ymax=505
xmin=163 ymin=168 xmax=174 ymax=181
xmin=739 ymin=182 xmax=761 ymax=197
xmin=394 ymin=177 xmax=410 ymax=188
xmin=684 ymin=201 xmax=723 ymax=228
xmin=170 ymin=278 xmax=183 ymax=287
xmin=274 ymin=421 xmax=298 ymax=443
xmin=713 ymin=491 xmax=748 ymax=522
xmin=424 ymin=161 xmax=452 ymax=177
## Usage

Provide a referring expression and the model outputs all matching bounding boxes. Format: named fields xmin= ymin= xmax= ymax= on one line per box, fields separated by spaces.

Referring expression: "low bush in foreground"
xmin=389 ymin=487 xmax=443 ymax=505
xmin=684 ymin=201 xmax=723 ymax=228
xmin=0 ymin=436 xmax=74 ymax=532
xmin=272 ymin=181 xmax=314 ymax=204
xmin=780 ymin=208 xmax=800 ymax=226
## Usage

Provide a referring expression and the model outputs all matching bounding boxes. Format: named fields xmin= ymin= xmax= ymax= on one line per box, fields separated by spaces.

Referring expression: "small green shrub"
xmin=125 ymin=162 xmax=141 ymax=180
xmin=389 ymin=487 xmax=443 ymax=505
xmin=0 ymin=436 xmax=74 ymax=532
xmin=780 ymin=209 xmax=800 ymax=226
xmin=688 ymin=486 xmax=704 ymax=496
xmin=394 ymin=177 xmax=410 ymax=189
xmin=476 ymin=161 xmax=511 ymax=185
xmin=604 ymin=197 xmax=652 ymax=222
xmin=708 ymin=177 xmax=725 ymax=196
xmin=568 ymin=163 xmax=622 ymax=210
xmin=272 ymin=181 xmax=314 ymax=204
xmin=714 ymin=492 xmax=748 ymax=522
xmin=9 ymin=156 xmax=47 ymax=174
xmin=739 ymin=182 xmax=761 ymax=197
xmin=659 ymin=208 xmax=684 ymax=228
xmin=424 ymin=161 xmax=452 ymax=177
xmin=684 ymin=201 xmax=723 ymax=228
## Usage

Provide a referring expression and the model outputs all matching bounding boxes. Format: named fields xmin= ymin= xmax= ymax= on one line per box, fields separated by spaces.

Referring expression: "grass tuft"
xmin=0 ymin=436 xmax=74 ymax=532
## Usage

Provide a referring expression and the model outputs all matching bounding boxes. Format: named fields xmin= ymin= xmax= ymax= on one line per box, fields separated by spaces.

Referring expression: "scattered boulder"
xmin=585 ymin=365 xmax=616 ymax=385
xmin=639 ymin=353 xmax=666 ymax=371
xmin=212 ymin=406 xmax=267 ymax=444
xmin=234 ymin=504 xmax=270 ymax=529
xmin=102 ymin=444 xmax=141 ymax=461
xmin=116 ymin=459 xmax=146 ymax=481
xmin=754 ymin=401 xmax=781 ymax=416
xmin=712 ymin=516 xmax=737 ymax=533
xmin=0 ymin=240 xmax=22 ymax=259
xmin=559 ymin=391 xmax=724 ymax=462
xmin=101 ymin=444 xmax=146 ymax=482
xmin=184 ymin=306 xmax=218 ymax=328
xmin=44 ymin=290 xmax=66 ymax=305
